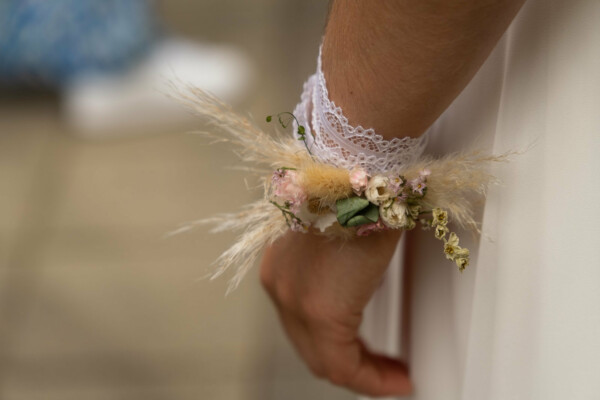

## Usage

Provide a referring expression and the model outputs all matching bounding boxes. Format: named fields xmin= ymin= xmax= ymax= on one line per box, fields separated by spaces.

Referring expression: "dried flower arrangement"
xmin=170 ymin=86 xmax=513 ymax=294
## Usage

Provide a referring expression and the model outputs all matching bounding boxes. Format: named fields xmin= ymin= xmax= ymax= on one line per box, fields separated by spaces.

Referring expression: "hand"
xmin=259 ymin=229 xmax=412 ymax=397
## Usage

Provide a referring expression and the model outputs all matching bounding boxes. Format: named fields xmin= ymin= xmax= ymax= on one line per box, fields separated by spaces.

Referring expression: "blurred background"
xmin=0 ymin=1 xmax=354 ymax=398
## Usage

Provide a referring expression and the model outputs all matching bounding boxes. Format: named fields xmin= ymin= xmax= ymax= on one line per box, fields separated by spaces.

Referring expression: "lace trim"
xmin=293 ymin=46 xmax=428 ymax=175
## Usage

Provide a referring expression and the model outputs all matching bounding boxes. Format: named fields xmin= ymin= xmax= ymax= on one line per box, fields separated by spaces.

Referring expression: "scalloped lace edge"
xmin=293 ymin=46 xmax=428 ymax=175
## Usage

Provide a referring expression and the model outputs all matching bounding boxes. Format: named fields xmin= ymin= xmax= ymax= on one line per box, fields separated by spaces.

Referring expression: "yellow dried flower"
xmin=454 ymin=247 xmax=470 ymax=271
xmin=433 ymin=208 xmax=448 ymax=226
xmin=443 ymin=232 xmax=460 ymax=260
xmin=404 ymin=217 xmax=416 ymax=231
xmin=434 ymin=224 xmax=449 ymax=240
xmin=455 ymin=247 xmax=469 ymax=258
xmin=307 ymin=198 xmax=330 ymax=215
xmin=408 ymin=204 xmax=421 ymax=220
xmin=455 ymin=256 xmax=469 ymax=271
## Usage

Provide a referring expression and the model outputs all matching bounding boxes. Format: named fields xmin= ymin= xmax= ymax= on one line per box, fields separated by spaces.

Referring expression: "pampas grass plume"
xmin=300 ymin=163 xmax=352 ymax=206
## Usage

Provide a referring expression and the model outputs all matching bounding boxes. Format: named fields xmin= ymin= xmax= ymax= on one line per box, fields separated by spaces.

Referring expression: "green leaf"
xmin=346 ymin=215 xmax=373 ymax=227
xmin=266 ymin=115 xmax=272 ymax=122
xmin=336 ymin=197 xmax=370 ymax=226
xmin=344 ymin=203 xmax=379 ymax=227
xmin=363 ymin=203 xmax=380 ymax=223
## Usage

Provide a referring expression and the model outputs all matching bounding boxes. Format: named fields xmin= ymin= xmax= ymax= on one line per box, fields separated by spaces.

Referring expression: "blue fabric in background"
xmin=0 ymin=0 xmax=159 ymax=87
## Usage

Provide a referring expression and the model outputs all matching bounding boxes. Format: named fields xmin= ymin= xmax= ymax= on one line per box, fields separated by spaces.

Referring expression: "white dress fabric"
xmin=360 ymin=0 xmax=600 ymax=399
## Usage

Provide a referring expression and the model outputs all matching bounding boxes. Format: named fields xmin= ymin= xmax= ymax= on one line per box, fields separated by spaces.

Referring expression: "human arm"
xmin=260 ymin=0 xmax=526 ymax=396
xmin=323 ymin=0 xmax=525 ymax=140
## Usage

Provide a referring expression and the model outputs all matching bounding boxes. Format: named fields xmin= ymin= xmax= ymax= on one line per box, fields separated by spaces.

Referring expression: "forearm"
xmin=323 ymin=0 xmax=526 ymax=139
xmin=262 ymin=2 xmax=527 ymax=395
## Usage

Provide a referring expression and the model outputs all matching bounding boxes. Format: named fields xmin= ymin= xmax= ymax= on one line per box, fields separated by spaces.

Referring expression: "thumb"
xmin=348 ymin=341 xmax=413 ymax=397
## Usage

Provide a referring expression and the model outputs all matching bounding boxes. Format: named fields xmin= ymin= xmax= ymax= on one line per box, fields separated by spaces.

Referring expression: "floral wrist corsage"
xmin=269 ymin=165 xmax=470 ymax=272
xmin=170 ymin=88 xmax=512 ymax=293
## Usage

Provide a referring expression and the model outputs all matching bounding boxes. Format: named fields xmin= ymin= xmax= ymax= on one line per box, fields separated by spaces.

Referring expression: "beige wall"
xmin=0 ymin=1 xmax=353 ymax=399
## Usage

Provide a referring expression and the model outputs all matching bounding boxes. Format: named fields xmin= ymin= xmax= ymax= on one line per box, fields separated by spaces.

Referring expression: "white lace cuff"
xmin=293 ymin=46 xmax=428 ymax=175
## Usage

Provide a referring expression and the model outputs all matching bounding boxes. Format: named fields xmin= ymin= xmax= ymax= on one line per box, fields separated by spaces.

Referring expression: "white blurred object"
xmin=63 ymin=38 xmax=253 ymax=138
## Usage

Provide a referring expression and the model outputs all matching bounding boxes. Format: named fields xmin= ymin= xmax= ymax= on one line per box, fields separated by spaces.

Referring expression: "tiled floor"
xmin=0 ymin=1 xmax=353 ymax=399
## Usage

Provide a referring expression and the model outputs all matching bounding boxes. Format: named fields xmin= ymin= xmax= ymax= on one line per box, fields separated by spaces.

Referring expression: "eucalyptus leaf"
xmin=363 ymin=203 xmax=380 ymax=223
xmin=346 ymin=215 xmax=373 ymax=227
xmin=336 ymin=197 xmax=370 ymax=226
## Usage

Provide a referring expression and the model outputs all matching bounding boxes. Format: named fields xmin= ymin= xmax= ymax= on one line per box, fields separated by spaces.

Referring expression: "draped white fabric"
xmin=360 ymin=0 xmax=600 ymax=399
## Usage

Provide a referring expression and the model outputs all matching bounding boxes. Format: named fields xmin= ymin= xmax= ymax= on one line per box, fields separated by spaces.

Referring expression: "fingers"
xmin=278 ymin=310 xmax=413 ymax=397
xmin=259 ymin=231 xmax=412 ymax=396
xmin=313 ymin=338 xmax=412 ymax=397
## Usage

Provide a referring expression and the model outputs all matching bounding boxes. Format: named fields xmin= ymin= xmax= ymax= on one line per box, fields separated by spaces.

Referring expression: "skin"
xmin=261 ymin=0 xmax=526 ymax=396
xmin=323 ymin=0 xmax=526 ymax=140
xmin=260 ymin=229 xmax=409 ymax=396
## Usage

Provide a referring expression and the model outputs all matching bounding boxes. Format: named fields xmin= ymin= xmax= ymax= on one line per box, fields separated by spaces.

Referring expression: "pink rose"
xmin=349 ymin=168 xmax=369 ymax=195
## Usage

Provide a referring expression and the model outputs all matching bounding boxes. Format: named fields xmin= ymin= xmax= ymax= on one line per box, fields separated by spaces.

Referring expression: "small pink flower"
xmin=388 ymin=175 xmax=405 ymax=195
xmin=271 ymin=169 xmax=286 ymax=185
xmin=356 ymin=219 xmax=387 ymax=237
xmin=420 ymin=169 xmax=431 ymax=178
xmin=349 ymin=168 xmax=369 ymax=195
xmin=396 ymin=192 xmax=408 ymax=202
xmin=290 ymin=218 xmax=308 ymax=233
xmin=409 ymin=177 xmax=427 ymax=196
xmin=288 ymin=201 xmax=302 ymax=215
xmin=274 ymin=170 xmax=306 ymax=208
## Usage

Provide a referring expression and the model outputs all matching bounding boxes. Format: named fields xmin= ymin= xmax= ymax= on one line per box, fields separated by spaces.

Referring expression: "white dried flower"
xmin=380 ymin=199 xmax=410 ymax=229
xmin=434 ymin=224 xmax=449 ymax=240
xmin=365 ymin=175 xmax=393 ymax=205
xmin=432 ymin=208 xmax=448 ymax=226
xmin=443 ymin=232 xmax=460 ymax=260
xmin=454 ymin=247 xmax=470 ymax=271
xmin=313 ymin=212 xmax=338 ymax=233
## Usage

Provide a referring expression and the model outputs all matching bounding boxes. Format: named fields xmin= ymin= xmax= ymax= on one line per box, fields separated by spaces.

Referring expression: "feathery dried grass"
xmin=300 ymin=163 xmax=352 ymax=207
xmin=169 ymin=84 xmax=516 ymax=292
xmin=173 ymin=84 xmax=311 ymax=169
xmin=167 ymin=198 xmax=288 ymax=294
xmin=401 ymin=150 xmax=516 ymax=230
xmin=212 ymin=212 xmax=288 ymax=295
xmin=169 ymin=86 xmax=314 ymax=292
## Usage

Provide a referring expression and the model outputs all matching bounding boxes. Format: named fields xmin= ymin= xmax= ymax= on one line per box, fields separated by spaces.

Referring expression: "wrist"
xmin=292 ymin=46 xmax=428 ymax=176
